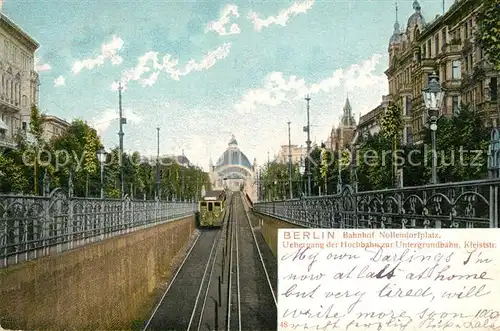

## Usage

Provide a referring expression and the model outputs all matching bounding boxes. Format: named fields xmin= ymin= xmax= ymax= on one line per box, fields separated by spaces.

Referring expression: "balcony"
xmin=0 ymin=132 xmax=17 ymax=149
xmin=440 ymin=43 xmax=461 ymax=55
xmin=442 ymin=79 xmax=461 ymax=90
xmin=0 ymin=96 xmax=21 ymax=113
xmin=421 ymin=58 xmax=436 ymax=68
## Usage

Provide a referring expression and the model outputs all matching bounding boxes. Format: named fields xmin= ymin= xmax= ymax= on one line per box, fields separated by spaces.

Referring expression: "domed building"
xmin=208 ymin=135 xmax=257 ymax=200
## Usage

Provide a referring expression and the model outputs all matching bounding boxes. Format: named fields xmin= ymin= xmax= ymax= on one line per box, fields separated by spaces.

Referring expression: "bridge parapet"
xmin=254 ymin=179 xmax=499 ymax=229
xmin=0 ymin=189 xmax=197 ymax=268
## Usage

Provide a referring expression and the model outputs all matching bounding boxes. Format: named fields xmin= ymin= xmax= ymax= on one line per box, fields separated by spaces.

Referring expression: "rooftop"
xmin=0 ymin=14 xmax=39 ymax=50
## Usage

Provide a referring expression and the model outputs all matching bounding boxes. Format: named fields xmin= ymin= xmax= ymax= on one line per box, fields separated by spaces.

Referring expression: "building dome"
xmin=215 ymin=135 xmax=252 ymax=169
xmin=407 ymin=0 xmax=425 ymax=28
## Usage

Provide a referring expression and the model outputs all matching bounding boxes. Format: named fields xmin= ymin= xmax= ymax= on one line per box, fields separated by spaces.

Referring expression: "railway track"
xmin=143 ymin=193 xmax=276 ymax=331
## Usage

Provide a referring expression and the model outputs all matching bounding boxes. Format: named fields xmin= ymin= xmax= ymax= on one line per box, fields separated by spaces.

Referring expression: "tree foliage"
xmin=0 ymin=119 xmax=211 ymax=200
xmin=260 ymin=104 xmax=491 ymax=199
xmin=422 ymin=104 xmax=489 ymax=182
xmin=477 ymin=0 xmax=500 ymax=71
xmin=380 ymin=102 xmax=403 ymax=140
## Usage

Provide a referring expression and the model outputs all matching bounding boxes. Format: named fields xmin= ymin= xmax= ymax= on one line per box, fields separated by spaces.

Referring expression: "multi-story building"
xmin=355 ymin=95 xmax=392 ymax=144
xmin=385 ymin=0 xmax=498 ymax=143
xmin=0 ymin=14 xmax=40 ymax=149
xmin=325 ymin=97 xmax=357 ymax=151
xmin=274 ymin=144 xmax=307 ymax=164
xmin=41 ymin=115 xmax=70 ymax=141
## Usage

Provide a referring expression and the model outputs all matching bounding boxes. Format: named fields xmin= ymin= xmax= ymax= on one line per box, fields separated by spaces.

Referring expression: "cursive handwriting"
xmin=356 ymin=263 xmax=400 ymax=280
xmin=378 ymin=283 xmax=434 ymax=300
xmin=433 ymin=265 xmax=492 ymax=281
xmin=281 ymin=246 xmax=320 ymax=272
xmin=366 ymin=247 xmax=454 ymax=264
xmin=278 ymin=229 xmax=500 ymax=331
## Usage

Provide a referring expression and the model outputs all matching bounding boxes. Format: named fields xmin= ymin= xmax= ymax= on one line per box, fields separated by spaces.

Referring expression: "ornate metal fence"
xmin=0 ymin=188 xmax=197 ymax=268
xmin=253 ymin=178 xmax=500 ymax=229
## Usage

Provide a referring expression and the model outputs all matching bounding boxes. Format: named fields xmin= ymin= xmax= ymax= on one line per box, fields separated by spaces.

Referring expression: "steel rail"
xmin=142 ymin=232 xmax=202 ymax=331
xmin=235 ymin=196 xmax=242 ymax=330
xmin=186 ymin=227 xmax=223 ymax=330
xmin=225 ymin=197 xmax=235 ymax=330
xmin=195 ymin=205 xmax=231 ymax=331
xmin=241 ymin=192 xmax=277 ymax=306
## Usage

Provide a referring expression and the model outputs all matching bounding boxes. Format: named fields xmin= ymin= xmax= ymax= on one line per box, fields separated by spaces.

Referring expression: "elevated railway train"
xmin=197 ymin=190 xmax=227 ymax=228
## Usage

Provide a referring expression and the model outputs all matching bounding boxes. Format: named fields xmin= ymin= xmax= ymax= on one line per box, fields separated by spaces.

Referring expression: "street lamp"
xmin=422 ymin=71 xmax=445 ymax=184
xmin=299 ymin=156 xmax=305 ymax=197
xmin=96 ymin=147 xmax=107 ymax=199
xmin=273 ymin=180 xmax=278 ymax=200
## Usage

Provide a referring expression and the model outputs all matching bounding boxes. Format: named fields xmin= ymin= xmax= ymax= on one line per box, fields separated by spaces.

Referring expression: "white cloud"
xmin=72 ymin=35 xmax=124 ymax=75
xmin=234 ymin=54 xmax=386 ymax=114
xmin=90 ymin=108 xmax=143 ymax=135
xmin=206 ymin=4 xmax=241 ymax=36
xmin=98 ymin=55 xmax=387 ymax=176
xmin=34 ymin=57 xmax=51 ymax=72
xmin=248 ymin=0 xmax=314 ymax=31
xmin=229 ymin=54 xmax=388 ymax=166
xmin=112 ymin=43 xmax=232 ymax=90
xmin=54 ymin=75 xmax=65 ymax=87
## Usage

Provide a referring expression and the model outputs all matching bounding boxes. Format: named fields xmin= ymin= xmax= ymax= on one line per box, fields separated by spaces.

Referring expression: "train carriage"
xmin=198 ymin=190 xmax=226 ymax=228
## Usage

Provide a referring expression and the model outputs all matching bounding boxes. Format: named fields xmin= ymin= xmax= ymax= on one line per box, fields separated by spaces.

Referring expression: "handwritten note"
xmin=278 ymin=229 xmax=500 ymax=331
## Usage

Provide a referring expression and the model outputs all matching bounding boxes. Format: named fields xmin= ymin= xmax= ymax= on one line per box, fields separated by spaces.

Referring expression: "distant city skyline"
xmin=4 ymin=0 xmax=454 ymax=169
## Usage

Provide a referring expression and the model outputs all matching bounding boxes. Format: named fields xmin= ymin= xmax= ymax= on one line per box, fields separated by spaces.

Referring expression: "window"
xmin=406 ymin=127 xmax=413 ymax=145
xmin=405 ymin=96 xmax=412 ymax=116
xmin=208 ymin=202 xmax=213 ymax=211
xmin=490 ymin=77 xmax=498 ymax=101
xmin=215 ymin=202 xmax=221 ymax=207
xmin=452 ymin=96 xmax=459 ymax=114
xmin=22 ymin=121 xmax=27 ymax=130
xmin=452 ymin=60 xmax=461 ymax=79
xmin=427 ymin=40 xmax=432 ymax=57
xmin=464 ymin=22 xmax=468 ymax=39
xmin=22 ymin=95 xmax=27 ymax=107
xmin=442 ymin=28 xmax=447 ymax=45
xmin=435 ymin=35 xmax=439 ymax=55
xmin=422 ymin=44 xmax=427 ymax=58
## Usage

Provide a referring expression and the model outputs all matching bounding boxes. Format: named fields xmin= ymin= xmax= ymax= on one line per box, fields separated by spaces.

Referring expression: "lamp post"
xmin=299 ymin=156 xmax=305 ymax=197
xmin=304 ymin=95 xmax=312 ymax=196
xmin=156 ymin=127 xmax=161 ymax=200
xmin=287 ymin=121 xmax=293 ymax=200
xmin=422 ymin=71 xmax=445 ymax=184
xmin=273 ymin=180 xmax=278 ymax=200
xmin=96 ymin=147 xmax=107 ymax=199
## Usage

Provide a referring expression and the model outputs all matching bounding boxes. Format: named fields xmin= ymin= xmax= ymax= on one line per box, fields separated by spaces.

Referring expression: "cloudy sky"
xmin=5 ymin=0 xmax=450 ymax=170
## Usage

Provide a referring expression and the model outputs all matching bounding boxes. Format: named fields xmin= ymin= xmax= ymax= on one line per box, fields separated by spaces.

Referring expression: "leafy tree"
xmin=0 ymin=150 xmax=29 ymax=193
xmin=422 ymin=104 xmax=489 ymax=182
xmin=356 ymin=133 xmax=393 ymax=191
xmin=477 ymin=0 xmax=500 ymax=71
xmin=50 ymin=120 xmax=102 ymax=196
xmin=27 ymin=105 xmax=45 ymax=195
xmin=477 ymin=0 xmax=500 ymax=122
xmin=260 ymin=161 xmax=291 ymax=200
xmin=320 ymin=145 xmax=328 ymax=195
xmin=380 ymin=102 xmax=403 ymax=186
xmin=82 ymin=126 xmax=100 ymax=196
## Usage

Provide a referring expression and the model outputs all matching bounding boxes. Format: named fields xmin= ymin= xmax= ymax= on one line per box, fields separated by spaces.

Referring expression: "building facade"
xmin=355 ymin=95 xmax=392 ymax=144
xmin=274 ymin=144 xmax=307 ymax=165
xmin=325 ymin=96 xmax=357 ymax=151
xmin=41 ymin=115 xmax=70 ymax=141
xmin=208 ymin=135 xmax=257 ymax=201
xmin=0 ymin=14 xmax=39 ymax=149
xmin=386 ymin=0 xmax=498 ymax=143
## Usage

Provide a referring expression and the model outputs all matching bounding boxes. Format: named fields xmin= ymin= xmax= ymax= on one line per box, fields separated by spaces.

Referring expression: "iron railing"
xmin=253 ymin=178 xmax=500 ymax=229
xmin=0 ymin=188 xmax=197 ymax=267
